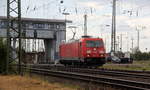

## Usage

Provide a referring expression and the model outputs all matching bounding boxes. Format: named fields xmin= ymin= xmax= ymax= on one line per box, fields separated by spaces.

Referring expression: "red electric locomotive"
xmin=59 ymin=36 xmax=106 ymax=67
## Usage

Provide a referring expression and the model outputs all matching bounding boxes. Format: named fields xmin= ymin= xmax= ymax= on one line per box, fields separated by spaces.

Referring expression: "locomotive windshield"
xmin=86 ymin=40 xmax=103 ymax=47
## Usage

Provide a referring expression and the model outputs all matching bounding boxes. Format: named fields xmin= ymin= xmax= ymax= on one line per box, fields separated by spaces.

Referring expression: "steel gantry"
xmin=7 ymin=0 xmax=22 ymax=74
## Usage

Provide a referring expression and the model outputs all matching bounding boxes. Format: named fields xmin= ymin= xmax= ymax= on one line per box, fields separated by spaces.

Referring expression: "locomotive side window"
xmin=86 ymin=40 xmax=103 ymax=47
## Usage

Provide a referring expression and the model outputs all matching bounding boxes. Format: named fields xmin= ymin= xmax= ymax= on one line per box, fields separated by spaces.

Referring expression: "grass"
xmin=100 ymin=60 xmax=150 ymax=71
xmin=0 ymin=75 xmax=77 ymax=90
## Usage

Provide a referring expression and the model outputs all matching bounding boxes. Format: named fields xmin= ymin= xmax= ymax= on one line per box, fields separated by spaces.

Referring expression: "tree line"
xmin=131 ymin=51 xmax=150 ymax=60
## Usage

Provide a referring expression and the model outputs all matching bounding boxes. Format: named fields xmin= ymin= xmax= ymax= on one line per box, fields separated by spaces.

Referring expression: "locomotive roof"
xmin=62 ymin=37 xmax=103 ymax=44
xmin=63 ymin=36 xmax=102 ymax=43
xmin=80 ymin=37 xmax=103 ymax=40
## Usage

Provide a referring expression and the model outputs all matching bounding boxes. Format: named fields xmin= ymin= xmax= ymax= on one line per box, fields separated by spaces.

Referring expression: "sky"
xmin=0 ymin=0 xmax=150 ymax=52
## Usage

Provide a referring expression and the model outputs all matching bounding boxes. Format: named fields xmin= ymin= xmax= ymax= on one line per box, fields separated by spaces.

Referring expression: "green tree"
xmin=131 ymin=51 xmax=150 ymax=60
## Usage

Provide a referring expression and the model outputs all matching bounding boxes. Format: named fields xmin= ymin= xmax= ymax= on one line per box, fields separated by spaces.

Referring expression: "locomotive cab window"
xmin=86 ymin=40 xmax=103 ymax=47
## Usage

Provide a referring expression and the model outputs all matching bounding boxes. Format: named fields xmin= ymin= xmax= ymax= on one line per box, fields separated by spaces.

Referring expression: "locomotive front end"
xmin=81 ymin=38 xmax=106 ymax=66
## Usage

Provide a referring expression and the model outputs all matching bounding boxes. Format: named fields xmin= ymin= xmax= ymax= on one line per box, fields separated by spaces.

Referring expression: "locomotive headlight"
xmin=100 ymin=54 xmax=104 ymax=57
xmin=87 ymin=54 xmax=90 ymax=57
xmin=87 ymin=50 xmax=91 ymax=53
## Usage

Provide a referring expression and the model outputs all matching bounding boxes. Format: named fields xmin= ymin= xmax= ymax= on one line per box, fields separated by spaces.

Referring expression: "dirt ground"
xmin=0 ymin=75 xmax=75 ymax=90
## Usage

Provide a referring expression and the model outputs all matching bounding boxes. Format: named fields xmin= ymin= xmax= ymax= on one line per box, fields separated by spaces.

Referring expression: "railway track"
xmin=44 ymin=66 xmax=150 ymax=83
xmin=21 ymin=64 xmax=150 ymax=82
xmin=26 ymin=64 xmax=150 ymax=78
xmin=22 ymin=67 xmax=150 ymax=90
xmin=56 ymin=67 xmax=150 ymax=79
xmin=24 ymin=64 xmax=150 ymax=74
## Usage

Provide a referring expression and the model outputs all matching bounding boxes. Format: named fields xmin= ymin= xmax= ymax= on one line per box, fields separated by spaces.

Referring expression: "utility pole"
xmin=7 ymin=0 xmax=22 ymax=74
xmin=136 ymin=27 xmax=140 ymax=51
xmin=117 ymin=36 xmax=119 ymax=52
xmin=62 ymin=12 xmax=70 ymax=21
xmin=131 ymin=38 xmax=134 ymax=53
xmin=111 ymin=0 xmax=116 ymax=53
xmin=84 ymin=14 xmax=87 ymax=36
xmin=136 ymin=26 xmax=146 ymax=51
xmin=120 ymin=34 xmax=122 ymax=52
xmin=126 ymin=36 xmax=129 ymax=52
xmin=62 ymin=12 xmax=70 ymax=41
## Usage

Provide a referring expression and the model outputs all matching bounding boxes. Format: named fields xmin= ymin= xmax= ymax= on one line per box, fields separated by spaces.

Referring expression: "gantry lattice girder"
xmin=7 ymin=0 xmax=22 ymax=74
